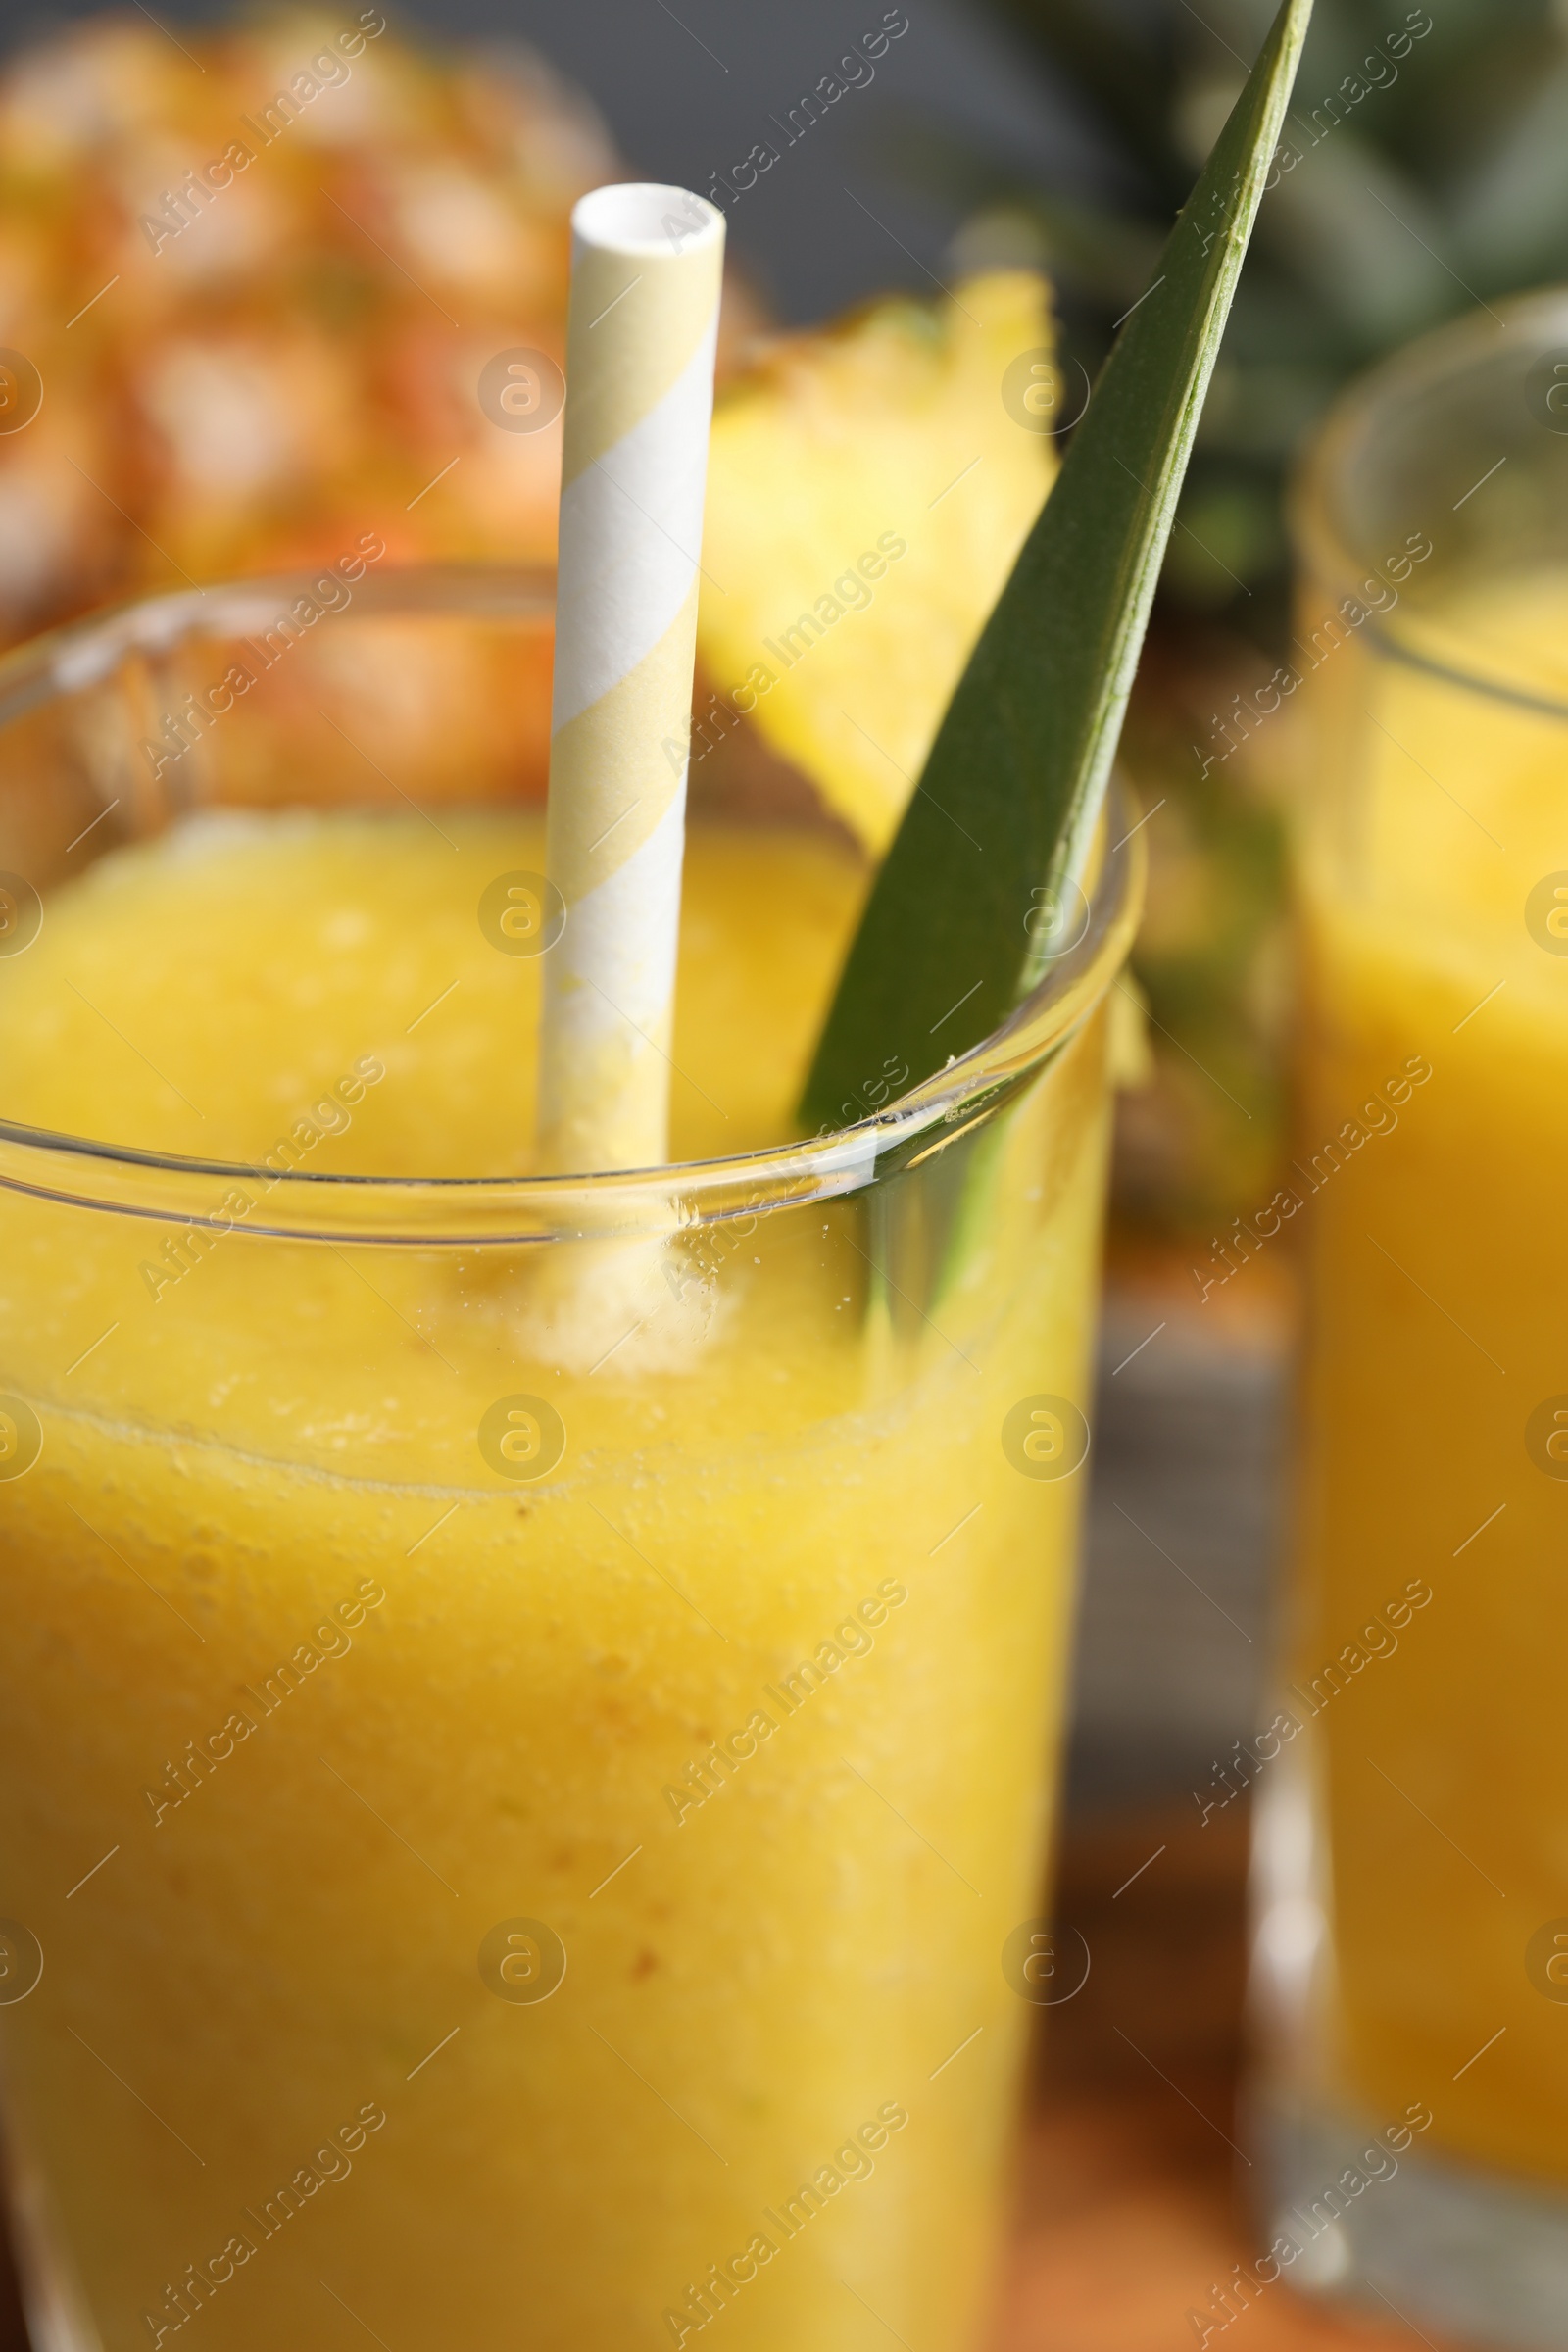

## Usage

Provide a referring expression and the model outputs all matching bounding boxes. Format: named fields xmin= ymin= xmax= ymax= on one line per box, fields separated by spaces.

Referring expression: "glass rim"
xmin=0 ymin=564 xmax=1144 ymax=1246
xmin=1291 ymin=282 xmax=1568 ymax=723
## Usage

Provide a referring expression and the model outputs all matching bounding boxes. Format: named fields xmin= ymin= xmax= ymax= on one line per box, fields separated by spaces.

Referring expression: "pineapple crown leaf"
xmin=800 ymin=0 xmax=1313 ymax=1135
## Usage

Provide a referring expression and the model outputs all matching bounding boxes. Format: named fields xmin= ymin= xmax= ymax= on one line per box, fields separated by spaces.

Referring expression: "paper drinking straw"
xmin=536 ymin=182 xmax=726 ymax=1174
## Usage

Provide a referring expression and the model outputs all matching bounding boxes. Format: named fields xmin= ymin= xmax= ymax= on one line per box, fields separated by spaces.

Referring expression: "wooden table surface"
xmin=992 ymin=1805 xmax=1467 ymax=2352
xmin=0 ymin=1802 xmax=1471 ymax=2352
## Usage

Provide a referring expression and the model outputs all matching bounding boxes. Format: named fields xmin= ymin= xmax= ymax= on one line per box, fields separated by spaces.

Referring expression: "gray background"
xmin=2 ymin=0 xmax=1102 ymax=319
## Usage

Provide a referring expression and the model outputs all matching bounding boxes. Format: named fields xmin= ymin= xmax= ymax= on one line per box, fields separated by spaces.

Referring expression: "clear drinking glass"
xmin=0 ymin=568 xmax=1140 ymax=2352
xmin=1250 ymin=291 xmax=1568 ymax=2348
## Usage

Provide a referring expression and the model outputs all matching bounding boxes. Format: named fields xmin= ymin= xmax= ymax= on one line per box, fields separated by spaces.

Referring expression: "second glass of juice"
xmin=0 ymin=567 xmax=1139 ymax=2352
xmin=1251 ymin=292 xmax=1568 ymax=2347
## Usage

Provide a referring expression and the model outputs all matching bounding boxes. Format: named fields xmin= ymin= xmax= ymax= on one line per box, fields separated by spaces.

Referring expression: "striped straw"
xmin=536 ymin=183 xmax=726 ymax=1174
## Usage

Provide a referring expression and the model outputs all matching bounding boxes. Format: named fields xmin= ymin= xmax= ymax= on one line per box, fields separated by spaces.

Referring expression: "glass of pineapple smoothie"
xmin=0 ymin=567 xmax=1139 ymax=2352
xmin=1250 ymin=293 xmax=1568 ymax=2345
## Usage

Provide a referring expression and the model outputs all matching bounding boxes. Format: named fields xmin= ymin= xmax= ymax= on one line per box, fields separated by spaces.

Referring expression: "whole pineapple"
xmin=0 ymin=9 xmax=620 ymax=640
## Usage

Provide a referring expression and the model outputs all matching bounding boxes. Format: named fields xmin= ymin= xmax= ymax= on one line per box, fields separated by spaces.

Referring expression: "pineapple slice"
xmin=697 ymin=270 xmax=1057 ymax=851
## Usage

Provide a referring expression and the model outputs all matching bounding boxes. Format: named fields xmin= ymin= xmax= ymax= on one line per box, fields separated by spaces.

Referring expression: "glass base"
xmin=1 ymin=2116 xmax=101 ymax=2352
xmin=1259 ymin=2097 xmax=1568 ymax=2350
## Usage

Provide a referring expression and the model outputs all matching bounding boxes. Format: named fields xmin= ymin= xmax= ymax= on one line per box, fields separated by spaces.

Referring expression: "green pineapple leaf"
xmin=800 ymin=0 xmax=1313 ymax=1132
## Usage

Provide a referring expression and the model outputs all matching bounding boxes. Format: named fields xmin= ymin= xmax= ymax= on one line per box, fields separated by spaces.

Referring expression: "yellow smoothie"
xmin=1289 ymin=569 xmax=1568 ymax=2183
xmin=0 ymin=808 xmax=1113 ymax=2351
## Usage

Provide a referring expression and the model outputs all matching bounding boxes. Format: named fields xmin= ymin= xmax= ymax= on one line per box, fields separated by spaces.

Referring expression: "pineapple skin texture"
xmin=697 ymin=270 xmax=1058 ymax=853
xmin=0 ymin=11 xmax=780 ymax=639
xmin=0 ymin=12 xmax=613 ymax=626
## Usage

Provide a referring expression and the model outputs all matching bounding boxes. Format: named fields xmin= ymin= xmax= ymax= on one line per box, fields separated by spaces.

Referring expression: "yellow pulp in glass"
xmin=0 ymin=811 xmax=1110 ymax=2351
xmin=1292 ymin=569 xmax=1568 ymax=2183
